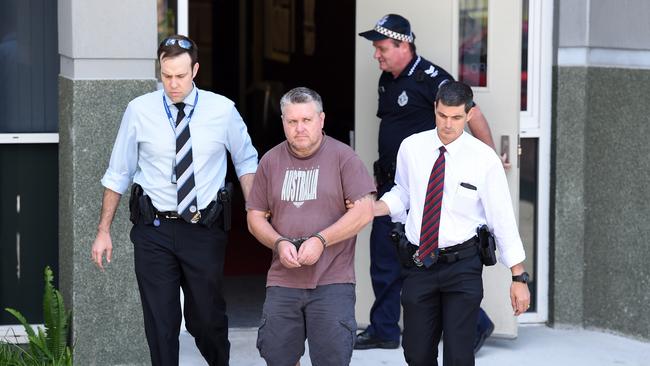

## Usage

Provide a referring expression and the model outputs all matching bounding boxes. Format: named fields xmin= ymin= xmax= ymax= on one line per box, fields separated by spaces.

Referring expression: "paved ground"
xmin=180 ymin=325 xmax=650 ymax=365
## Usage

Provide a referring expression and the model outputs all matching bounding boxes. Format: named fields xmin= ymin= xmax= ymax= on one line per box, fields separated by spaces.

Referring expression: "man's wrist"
xmin=311 ymin=232 xmax=327 ymax=249
xmin=510 ymin=263 xmax=526 ymax=276
xmin=273 ymin=237 xmax=291 ymax=252
xmin=511 ymin=271 xmax=530 ymax=284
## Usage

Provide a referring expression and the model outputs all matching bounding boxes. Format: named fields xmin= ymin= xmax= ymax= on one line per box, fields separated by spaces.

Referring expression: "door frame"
xmin=176 ymin=0 xmax=554 ymax=325
xmin=517 ymin=0 xmax=553 ymax=324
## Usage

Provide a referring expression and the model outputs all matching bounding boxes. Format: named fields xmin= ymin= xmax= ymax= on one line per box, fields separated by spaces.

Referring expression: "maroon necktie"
xmin=418 ymin=146 xmax=446 ymax=267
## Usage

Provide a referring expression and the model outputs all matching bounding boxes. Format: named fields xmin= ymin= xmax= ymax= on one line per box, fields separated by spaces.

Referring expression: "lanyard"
xmin=162 ymin=90 xmax=199 ymax=133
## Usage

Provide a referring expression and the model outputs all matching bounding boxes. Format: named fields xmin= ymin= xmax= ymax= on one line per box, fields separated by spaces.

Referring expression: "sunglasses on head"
xmin=163 ymin=38 xmax=192 ymax=50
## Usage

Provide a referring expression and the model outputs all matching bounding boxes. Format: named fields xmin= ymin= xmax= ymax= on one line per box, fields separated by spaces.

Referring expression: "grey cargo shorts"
xmin=257 ymin=283 xmax=356 ymax=366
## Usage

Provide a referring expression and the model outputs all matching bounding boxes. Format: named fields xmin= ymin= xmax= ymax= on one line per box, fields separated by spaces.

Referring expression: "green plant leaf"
xmin=4 ymin=266 xmax=73 ymax=364
xmin=42 ymin=266 xmax=69 ymax=359
xmin=4 ymin=308 xmax=36 ymax=340
xmin=0 ymin=341 xmax=29 ymax=365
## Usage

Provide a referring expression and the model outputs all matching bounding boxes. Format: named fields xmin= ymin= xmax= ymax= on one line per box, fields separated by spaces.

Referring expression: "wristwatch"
xmin=512 ymin=272 xmax=530 ymax=284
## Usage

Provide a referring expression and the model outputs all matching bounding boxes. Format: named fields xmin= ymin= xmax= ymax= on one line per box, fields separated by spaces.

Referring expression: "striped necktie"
xmin=174 ymin=102 xmax=200 ymax=223
xmin=418 ymin=146 xmax=446 ymax=267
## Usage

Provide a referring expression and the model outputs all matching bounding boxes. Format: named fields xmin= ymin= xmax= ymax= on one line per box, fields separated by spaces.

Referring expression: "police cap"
xmin=359 ymin=14 xmax=415 ymax=43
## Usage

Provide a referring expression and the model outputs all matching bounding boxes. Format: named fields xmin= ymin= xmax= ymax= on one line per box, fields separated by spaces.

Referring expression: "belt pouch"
xmin=477 ymin=225 xmax=497 ymax=266
xmin=138 ymin=194 xmax=155 ymax=225
xmin=219 ymin=182 xmax=234 ymax=231
xmin=128 ymin=183 xmax=143 ymax=224
xmin=198 ymin=200 xmax=223 ymax=228
xmin=390 ymin=222 xmax=415 ymax=268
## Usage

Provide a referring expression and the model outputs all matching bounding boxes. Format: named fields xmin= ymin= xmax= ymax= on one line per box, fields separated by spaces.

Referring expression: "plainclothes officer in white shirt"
xmin=374 ymin=81 xmax=530 ymax=366
xmin=91 ymin=35 xmax=258 ymax=366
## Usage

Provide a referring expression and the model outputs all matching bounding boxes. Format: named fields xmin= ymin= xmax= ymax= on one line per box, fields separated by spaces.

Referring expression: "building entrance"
xmin=181 ymin=0 xmax=357 ymax=326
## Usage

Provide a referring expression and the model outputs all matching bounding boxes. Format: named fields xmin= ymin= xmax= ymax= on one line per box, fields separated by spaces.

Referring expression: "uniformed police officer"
xmin=356 ymin=14 xmax=500 ymax=351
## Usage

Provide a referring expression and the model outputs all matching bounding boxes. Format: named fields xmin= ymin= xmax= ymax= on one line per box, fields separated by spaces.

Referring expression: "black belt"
xmin=413 ymin=236 xmax=479 ymax=267
xmin=155 ymin=210 xmax=183 ymax=219
xmin=437 ymin=237 xmax=479 ymax=263
xmin=154 ymin=207 xmax=210 ymax=220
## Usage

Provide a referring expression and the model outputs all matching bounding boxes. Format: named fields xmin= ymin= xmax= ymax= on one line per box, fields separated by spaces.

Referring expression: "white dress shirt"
xmin=380 ymin=130 xmax=525 ymax=268
xmin=101 ymin=86 xmax=258 ymax=211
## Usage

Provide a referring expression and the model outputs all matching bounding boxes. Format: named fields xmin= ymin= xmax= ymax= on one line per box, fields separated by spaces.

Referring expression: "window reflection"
xmin=459 ymin=0 xmax=488 ymax=87
xmin=521 ymin=0 xmax=529 ymax=111
xmin=158 ymin=0 xmax=178 ymax=43
xmin=157 ymin=0 xmax=177 ymax=82
xmin=0 ymin=0 xmax=58 ymax=133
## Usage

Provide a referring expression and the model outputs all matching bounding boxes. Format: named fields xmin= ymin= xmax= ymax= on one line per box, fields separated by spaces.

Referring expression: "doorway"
xmin=185 ymin=0 xmax=357 ymax=327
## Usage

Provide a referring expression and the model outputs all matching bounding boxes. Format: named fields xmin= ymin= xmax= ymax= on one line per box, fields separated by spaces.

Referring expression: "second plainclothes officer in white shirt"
xmin=374 ymin=81 xmax=530 ymax=366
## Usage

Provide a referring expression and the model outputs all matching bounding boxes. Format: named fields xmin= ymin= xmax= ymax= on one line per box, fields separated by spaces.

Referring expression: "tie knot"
xmin=174 ymin=102 xmax=186 ymax=112
xmin=439 ymin=146 xmax=446 ymax=154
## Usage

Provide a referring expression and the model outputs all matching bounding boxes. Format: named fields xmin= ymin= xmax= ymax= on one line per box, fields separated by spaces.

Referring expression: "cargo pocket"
xmin=339 ymin=319 xmax=356 ymax=357
xmin=256 ymin=316 xmax=267 ymax=356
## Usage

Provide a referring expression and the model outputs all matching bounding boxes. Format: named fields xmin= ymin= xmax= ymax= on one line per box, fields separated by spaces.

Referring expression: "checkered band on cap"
xmin=374 ymin=25 xmax=414 ymax=43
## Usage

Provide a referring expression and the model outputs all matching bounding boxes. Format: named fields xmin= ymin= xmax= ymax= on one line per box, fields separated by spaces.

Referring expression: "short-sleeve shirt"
xmin=376 ymin=55 xmax=453 ymax=170
xmin=247 ymin=136 xmax=376 ymax=289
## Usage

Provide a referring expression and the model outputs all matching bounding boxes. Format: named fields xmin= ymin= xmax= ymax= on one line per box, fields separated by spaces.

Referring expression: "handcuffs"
xmin=274 ymin=233 xmax=327 ymax=252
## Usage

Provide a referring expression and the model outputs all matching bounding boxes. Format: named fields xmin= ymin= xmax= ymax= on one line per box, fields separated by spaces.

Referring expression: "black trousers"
xmin=130 ymin=217 xmax=229 ymax=366
xmin=401 ymin=253 xmax=483 ymax=366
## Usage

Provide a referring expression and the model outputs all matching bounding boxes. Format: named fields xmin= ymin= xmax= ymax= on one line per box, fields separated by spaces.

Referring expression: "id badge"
xmin=171 ymin=159 xmax=177 ymax=184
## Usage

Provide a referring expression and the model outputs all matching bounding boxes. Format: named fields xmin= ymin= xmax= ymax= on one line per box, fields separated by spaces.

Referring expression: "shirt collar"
xmin=286 ymin=134 xmax=328 ymax=160
xmin=433 ymin=130 xmax=467 ymax=156
xmin=164 ymin=83 xmax=198 ymax=108
xmin=400 ymin=54 xmax=421 ymax=78
xmin=385 ymin=54 xmax=421 ymax=80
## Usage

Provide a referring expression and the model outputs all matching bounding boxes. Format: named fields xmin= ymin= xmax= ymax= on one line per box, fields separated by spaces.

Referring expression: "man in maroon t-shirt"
xmin=247 ymin=87 xmax=375 ymax=365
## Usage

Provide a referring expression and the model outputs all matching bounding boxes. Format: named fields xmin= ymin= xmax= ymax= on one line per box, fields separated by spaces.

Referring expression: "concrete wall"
xmin=557 ymin=0 xmax=589 ymax=46
xmin=558 ymin=0 xmax=650 ymax=50
xmin=553 ymin=0 xmax=650 ymax=340
xmin=58 ymin=0 xmax=157 ymax=364
xmin=582 ymin=68 xmax=650 ymax=339
xmin=551 ymin=66 xmax=588 ymax=326
xmin=59 ymin=78 xmax=156 ymax=365
xmin=589 ymin=0 xmax=650 ymax=50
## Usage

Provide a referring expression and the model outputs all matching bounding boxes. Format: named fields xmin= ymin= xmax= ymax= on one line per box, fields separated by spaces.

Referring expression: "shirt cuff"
xmin=100 ymin=170 xmax=131 ymax=195
xmin=380 ymin=192 xmax=406 ymax=220
xmin=499 ymin=245 xmax=526 ymax=269
xmin=235 ymin=161 xmax=258 ymax=178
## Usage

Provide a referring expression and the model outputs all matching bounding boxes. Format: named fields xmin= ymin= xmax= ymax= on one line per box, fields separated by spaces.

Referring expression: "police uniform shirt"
xmin=101 ymin=86 xmax=258 ymax=211
xmin=380 ymin=129 xmax=525 ymax=268
xmin=376 ymin=54 xmax=453 ymax=170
